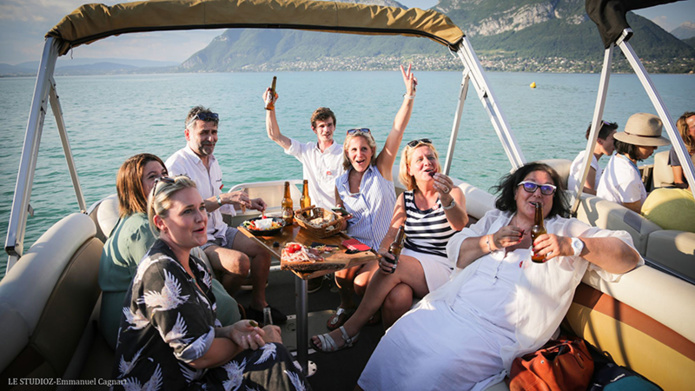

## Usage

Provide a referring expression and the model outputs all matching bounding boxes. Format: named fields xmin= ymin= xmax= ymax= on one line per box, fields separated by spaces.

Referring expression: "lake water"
xmin=1 ymin=71 xmax=693 ymax=276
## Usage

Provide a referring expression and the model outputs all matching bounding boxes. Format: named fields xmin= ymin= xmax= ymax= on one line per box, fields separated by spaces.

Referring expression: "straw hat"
xmin=614 ymin=113 xmax=669 ymax=147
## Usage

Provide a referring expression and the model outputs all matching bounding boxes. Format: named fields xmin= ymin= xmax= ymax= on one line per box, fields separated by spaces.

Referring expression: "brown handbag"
xmin=509 ymin=337 xmax=594 ymax=391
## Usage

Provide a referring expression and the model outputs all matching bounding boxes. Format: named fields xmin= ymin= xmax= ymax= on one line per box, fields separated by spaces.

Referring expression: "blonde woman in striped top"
xmin=312 ymin=139 xmax=467 ymax=352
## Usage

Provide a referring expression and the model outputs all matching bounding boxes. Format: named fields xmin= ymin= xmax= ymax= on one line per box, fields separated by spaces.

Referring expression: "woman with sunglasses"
xmin=312 ymin=139 xmax=467 ymax=352
xmin=99 ymin=154 xmax=241 ymax=349
xmin=326 ymin=64 xmax=417 ymax=331
xmin=112 ymin=176 xmax=307 ymax=391
xmin=357 ymin=162 xmax=641 ymax=391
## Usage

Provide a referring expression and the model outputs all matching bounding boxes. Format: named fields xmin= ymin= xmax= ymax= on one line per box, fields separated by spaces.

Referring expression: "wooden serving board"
xmin=238 ymin=222 xmax=378 ymax=279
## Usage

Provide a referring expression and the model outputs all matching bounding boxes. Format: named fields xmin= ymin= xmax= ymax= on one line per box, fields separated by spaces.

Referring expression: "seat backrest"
xmin=454 ymin=180 xmax=495 ymax=221
xmin=540 ymin=158 xmax=572 ymax=190
xmin=0 ymin=213 xmax=102 ymax=381
xmin=575 ymin=193 xmax=661 ymax=255
xmin=645 ymin=230 xmax=695 ymax=282
xmin=91 ymin=194 xmax=120 ymax=242
xmin=652 ymin=150 xmax=674 ymax=188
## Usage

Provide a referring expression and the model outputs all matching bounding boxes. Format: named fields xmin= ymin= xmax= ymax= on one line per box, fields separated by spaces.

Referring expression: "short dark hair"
xmin=491 ymin=162 xmax=569 ymax=219
xmin=614 ymin=139 xmax=641 ymax=161
xmin=311 ymin=107 xmax=336 ymax=129
xmin=585 ymin=121 xmax=618 ymax=140
xmin=186 ymin=106 xmax=218 ymax=128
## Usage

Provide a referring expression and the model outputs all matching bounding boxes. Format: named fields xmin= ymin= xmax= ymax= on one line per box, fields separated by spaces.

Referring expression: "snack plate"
xmin=241 ymin=217 xmax=286 ymax=236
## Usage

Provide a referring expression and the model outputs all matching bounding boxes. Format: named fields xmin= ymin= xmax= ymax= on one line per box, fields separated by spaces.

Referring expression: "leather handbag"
xmin=509 ymin=337 xmax=594 ymax=391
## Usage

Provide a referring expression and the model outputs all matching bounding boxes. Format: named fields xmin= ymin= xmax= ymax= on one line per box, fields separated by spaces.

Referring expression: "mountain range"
xmin=2 ymin=0 xmax=694 ymax=76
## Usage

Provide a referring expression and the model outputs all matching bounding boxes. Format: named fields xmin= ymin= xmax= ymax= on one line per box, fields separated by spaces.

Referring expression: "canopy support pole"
xmin=443 ymin=71 xmax=470 ymax=176
xmin=454 ymin=38 xmax=525 ymax=171
xmin=49 ymin=76 xmax=87 ymax=213
xmin=571 ymin=44 xmax=614 ymax=215
xmin=617 ymin=35 xmax=695 ymax=201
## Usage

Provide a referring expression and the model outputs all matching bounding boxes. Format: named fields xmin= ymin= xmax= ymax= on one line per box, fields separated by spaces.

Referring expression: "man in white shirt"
xmin=568 ymin=121 xmax=618 ymax=195
xmin=166 ymin=106 xmax=286 ymax=323
xmin=264 ymin=92 xmax=345 ymax=209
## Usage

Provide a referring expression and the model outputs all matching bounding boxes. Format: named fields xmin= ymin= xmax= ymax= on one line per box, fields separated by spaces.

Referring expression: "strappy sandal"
xmin=326 ymin=307 xmax=355 ymax=331
xmin=311 ymin=325 xmax=360 ymax=353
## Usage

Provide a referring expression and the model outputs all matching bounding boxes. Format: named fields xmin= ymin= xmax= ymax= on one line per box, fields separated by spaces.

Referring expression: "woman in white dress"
xmin=358 ymin=162 xmax=642 ymax=391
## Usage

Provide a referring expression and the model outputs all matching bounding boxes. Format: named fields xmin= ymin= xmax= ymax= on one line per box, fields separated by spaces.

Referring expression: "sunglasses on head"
xmin=517 ymin=181 xmax=557 ymax=196
xmin=346 ymin=128 xmax=371 ymax=135
xmin=150 ymin=176 xmax=176 ymax=198
xmin=187 ymin=112 xmax=219 ymax=127
xmin=407 ymin=138 xmax=432 ymax=147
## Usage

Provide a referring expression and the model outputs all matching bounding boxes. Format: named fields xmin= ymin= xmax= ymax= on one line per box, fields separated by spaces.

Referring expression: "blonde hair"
xmin=342 ymin=132 xmax=378 ymax=170
xmin=398 ymin=141 xmax=440 ymax=190
xmin=147 ymin=176 xmax=198 ymax=235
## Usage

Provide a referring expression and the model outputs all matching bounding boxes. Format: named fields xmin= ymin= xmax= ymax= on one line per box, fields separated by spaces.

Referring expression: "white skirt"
xmin=402 ymin=248 xmax=452 ymax=292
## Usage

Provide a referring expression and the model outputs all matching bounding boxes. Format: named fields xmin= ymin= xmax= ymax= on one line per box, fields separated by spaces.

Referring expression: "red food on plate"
xmin=281 ymin=242 xmax=324 ymax=263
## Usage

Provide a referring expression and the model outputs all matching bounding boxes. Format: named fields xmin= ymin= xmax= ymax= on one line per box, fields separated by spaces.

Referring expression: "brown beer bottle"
xmin=264 ymin=76 xmax=277 ymax=111
xmin=530 ymin=202 xmax=547 ymax=263
xmin=386 ymin=225 xmax=406 ymax=270
xmin=300 ymin=179 xmax=311 ymax=209
xmin=282 ymin=181 xmax=294 ymax=225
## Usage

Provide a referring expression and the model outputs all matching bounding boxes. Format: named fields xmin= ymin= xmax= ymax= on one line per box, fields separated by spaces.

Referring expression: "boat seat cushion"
xmin=0 ymin=213 xmax=102 ymax=378
xmin=575 ymin=194 xmax=661 ymax=255
xmin=540 ymin=158 xmax=572 ymax=190
xmin=94 ymin=194 xmax=120 ymax=242
xmin=645 ymin=230 xmax=695 ymax=280
xmin=652 ymin=150 xmax=674 ymax=188
xmin=641 ymin=188 xmax=695 ymax=232
xmin=455 ymin=180 xmax=495 ymax=221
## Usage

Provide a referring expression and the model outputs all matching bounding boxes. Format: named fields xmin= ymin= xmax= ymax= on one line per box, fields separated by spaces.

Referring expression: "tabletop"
xmin=238 ymin=222 xmax=379 ymax=279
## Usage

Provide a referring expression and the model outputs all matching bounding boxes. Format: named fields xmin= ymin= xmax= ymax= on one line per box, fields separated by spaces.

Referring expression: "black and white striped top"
xmin=403 ymin=190 xmax=458 ymax=258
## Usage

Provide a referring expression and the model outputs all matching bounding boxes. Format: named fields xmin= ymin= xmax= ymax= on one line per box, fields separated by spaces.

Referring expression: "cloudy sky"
xmin=1 ymin=0 xmax=693 ymax=65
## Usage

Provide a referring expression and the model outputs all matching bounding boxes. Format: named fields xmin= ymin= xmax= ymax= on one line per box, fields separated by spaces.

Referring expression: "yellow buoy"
xmin=530 ymin=82 xmax=537 ymax=88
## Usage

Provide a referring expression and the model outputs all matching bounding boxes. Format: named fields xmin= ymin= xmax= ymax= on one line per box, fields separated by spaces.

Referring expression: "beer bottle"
xmin=282 ymin=181 xmax=294 ymax=225
xmin=264 ymin=76 xmax=277 ymax=111
xmin=386 ymin=225 xmax=406 ymax=272
xmin=300 ymin=179 xmax=311 ymax=209
xmin=530 ymin=202 xmax=547 ymax=263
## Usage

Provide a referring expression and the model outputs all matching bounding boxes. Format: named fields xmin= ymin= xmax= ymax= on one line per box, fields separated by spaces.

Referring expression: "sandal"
xmin=311 ymin=326 xmax=360 ymax=353
xmin=326 ymin=307 xmax=355 ymax=331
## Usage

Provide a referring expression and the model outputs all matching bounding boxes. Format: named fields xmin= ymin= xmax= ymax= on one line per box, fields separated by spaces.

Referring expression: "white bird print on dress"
xmin=163 ymin=312 xmax=188 ymax=343
xmin=118 ymin=345 xmax=146 ymax=377
xmin=138 ymin=269 xmax=190 ymax=313
xmin=178 ymin=361 xmax=201 ymax=383
xmin=195 ymin=262 xmax=213 ymax=289
xmin=254 ymin=343 xmax=277 ymax=365
xmin=284 ymin=369 xmax=306 ymax=391
xmin=133 ymin=256 xmax=162 ymax=284
xmin=123 ymin=306 xmax=149 ymax=331
xmin=122 ymin=363 xmax=163 ymax=391
xmin=221 ymin=357 xmax=246 ymax=391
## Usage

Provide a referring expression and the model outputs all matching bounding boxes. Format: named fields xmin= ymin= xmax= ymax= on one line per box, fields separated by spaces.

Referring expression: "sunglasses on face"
xmin=407 ymin=138 xmax=432 ymax=147
xmin=517 ymin=181 xmax=557 ymax=196
xmin=346 ymin=128 xmax=371 ymax=135
xmin=187 ymin=112 xmax=219 ymax=127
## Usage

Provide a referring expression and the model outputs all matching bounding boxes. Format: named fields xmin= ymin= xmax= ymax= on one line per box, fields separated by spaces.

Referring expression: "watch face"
xmin=572 ymin=238 xmax=583 ymax=256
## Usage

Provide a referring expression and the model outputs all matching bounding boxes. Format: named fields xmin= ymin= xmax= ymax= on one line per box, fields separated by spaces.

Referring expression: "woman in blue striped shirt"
xmin=313 ymin=140 xmax=468 ymax=351
xmin=325 ymin=64 xmax=417 ymax=332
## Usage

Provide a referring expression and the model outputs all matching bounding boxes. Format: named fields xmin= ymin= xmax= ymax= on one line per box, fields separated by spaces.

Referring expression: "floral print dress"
xmin=112 ymin=239 xmax=308 ymax=391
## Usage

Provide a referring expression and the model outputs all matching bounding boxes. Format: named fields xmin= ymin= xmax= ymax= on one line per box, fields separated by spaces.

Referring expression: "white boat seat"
xmin=540 ymin=158 xmax=572 ymax=190
xmin=645 ymin=230 xmax=695 ymax=281
xmin=652 ymin=150 xmax=674 ymax=188
xmin=0 ymin=213 xmax=102 ymax=379
xmin=575 ymin=193 xmax=661 ymax=255
xmin=93 ymin=193 xmax=120 ymax=242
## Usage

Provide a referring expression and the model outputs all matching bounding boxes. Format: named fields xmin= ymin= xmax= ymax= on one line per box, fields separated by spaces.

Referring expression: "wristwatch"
xmin=216 ymin=194 xmax=223 ymax=207
xmin=443 ymin=199 xmax=456 ymax=210
xmin=571 ymin=237 xmax=584 ymax=257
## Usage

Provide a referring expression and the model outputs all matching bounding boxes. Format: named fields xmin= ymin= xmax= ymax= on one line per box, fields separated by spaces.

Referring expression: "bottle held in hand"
xmin=282 ymin=181 xmax=294 ymax=225
xmin=530 ymin=202 xmax=547 ymax=263
xmin=265 ymin=76 xmax=277 ymax=111
xmin=386 ymin=225 xmax=406 ymax=273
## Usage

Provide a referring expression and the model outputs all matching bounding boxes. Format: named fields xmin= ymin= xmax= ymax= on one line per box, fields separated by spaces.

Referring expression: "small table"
xmin=238 ymin=222 xmax=378 ymax=376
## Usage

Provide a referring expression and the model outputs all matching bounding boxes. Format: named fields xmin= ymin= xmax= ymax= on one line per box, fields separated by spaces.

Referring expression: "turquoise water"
xmin=1 ymin=71 xmax=693 ymax=275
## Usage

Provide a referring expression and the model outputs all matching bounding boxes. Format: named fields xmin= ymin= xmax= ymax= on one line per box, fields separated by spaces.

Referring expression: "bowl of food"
xmin=294 ymin=206 xmax=344 ymax=238
xmin=241 ymin=216 xmax=286 ymax=236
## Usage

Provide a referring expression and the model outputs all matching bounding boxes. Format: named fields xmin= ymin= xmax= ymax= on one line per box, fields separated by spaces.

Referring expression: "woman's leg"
xmin=313 ymin=255 xmax=428 ymax=349
xmin=382 ymin=283 xmax=414 ymax=329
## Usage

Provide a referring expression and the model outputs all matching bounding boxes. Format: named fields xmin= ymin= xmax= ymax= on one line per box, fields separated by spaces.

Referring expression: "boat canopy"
xmin=46 ymin=0 xmax=465 ymax=56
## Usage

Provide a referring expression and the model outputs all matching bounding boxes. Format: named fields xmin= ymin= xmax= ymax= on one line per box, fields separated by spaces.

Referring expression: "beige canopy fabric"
xmin=46 ymin=0 xmax=465 ymax=56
